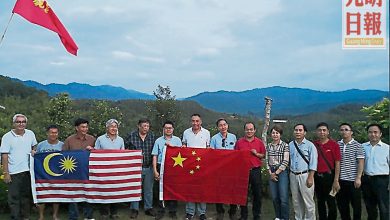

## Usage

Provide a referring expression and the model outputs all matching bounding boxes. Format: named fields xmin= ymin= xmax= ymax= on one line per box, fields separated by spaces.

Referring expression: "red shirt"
xmin=235 ymin=137 xmax=266 ymax=168
xmin=314 ymin=139 xmax=341 ymax=173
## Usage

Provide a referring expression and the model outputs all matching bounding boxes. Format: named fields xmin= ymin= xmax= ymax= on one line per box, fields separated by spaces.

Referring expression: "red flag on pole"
xmin=160 ymin=147 xmax=252 ymax=205
xmin=12 ymin=0 xmax=78 ymax=55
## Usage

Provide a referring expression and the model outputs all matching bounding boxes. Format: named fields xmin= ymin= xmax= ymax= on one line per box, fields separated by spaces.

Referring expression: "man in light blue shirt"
xmin=210 ymin=118 xmax=237 ymax=220
xmin=152 ymin=121 xmax=182 ymax=220
xmin=95 ymin=119 xmax=125 ymax=150
xmin=94 ymin=119 xmax=124 ymax=219
xmin=289 ymin=123 xmax=317 ymax=220
xmin=33 ymin=124 xmax=64 ymax=220
xmin=361 ymin=123 xmax=389 ymax=220
xmin=210 ymin=118 xmax=237 ymax=150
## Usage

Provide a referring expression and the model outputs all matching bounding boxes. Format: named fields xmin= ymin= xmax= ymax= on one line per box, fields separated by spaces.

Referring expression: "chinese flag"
xmin=161 ymin=147 xmax=252 ymax=205
xmin=12 ymin=0 xmax=78 ymax=55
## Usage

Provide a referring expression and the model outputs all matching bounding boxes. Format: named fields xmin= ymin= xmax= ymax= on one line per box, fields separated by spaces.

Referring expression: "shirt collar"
xmin=340 ymin=138 xmax=354 ymax=145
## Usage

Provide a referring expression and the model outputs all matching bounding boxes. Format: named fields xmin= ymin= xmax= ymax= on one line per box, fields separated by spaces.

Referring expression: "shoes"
xmin=199 ymin=214 xmax=207 ymax=220
xmin=110 ymin=214 xmax=120 ymax=219
xmin=185 ymin=213 xmax=193 ymax=220
xmin=155 ymin=212 xmax=164 ymax=220
xmin=145 ymin=208 xmax=157 ymax=217
xmin=129 ymin=209 xmax=139 ymax=219
xmin=216 ymin=213 xmax=224 ymax=220
xmin=168 ymin=212 xmax=177 ymax=219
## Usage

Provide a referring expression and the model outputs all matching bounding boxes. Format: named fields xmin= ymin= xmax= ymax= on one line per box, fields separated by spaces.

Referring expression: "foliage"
xmin=46 ymin=93 xmax=74 ymax=140
xmin=352 ymin=98 xmax=389 ymax=143
xmin=88 ymin=100 xmax=123 ymax=137
xmin=0 ymin=165 xmax=7 ymax=213
xmin=146 ymin=85 xmax=183 ymax=135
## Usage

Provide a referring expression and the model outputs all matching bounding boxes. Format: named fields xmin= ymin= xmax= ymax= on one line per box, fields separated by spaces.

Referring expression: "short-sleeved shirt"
xmin=314 ymin=139 xmax=341 ymax=173
xmin=62 ymin=134 xmax=96 ymax=151
xmin=0 ymin=129 xmax=37 ymax=174
xmin=338 ymin=139 xmax=364 ymax=181
xmin=235 ymin=137 xmax=266 ymax=168
xmin=36 ymin=140 xmax=64 ymax=153
xmin=152 ymin=135 xmax=182 ymax=164
xmin=95 ymin=134 xmax=124 ymax=150
xmin=125 ymin=131 xmax=155 ymax=167
xmin=210 ymin=132 xmax=237 ymax=150
xmin=182 ymin=127 xmax=210 ymax=148
xmin=363 ymin=141 xmax=389 ymax=176
xmin=289 ymin=138 xmax=318 ymax=173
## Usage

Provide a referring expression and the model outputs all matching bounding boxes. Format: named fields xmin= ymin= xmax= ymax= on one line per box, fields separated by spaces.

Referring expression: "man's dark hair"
xmin=216 ymin=118 xmax=228 ymax=126
xmin=46 ymin=124 xmax=59 ymax=132
xmin=191 ymin=113 xmax=201 ymax=118
xmin=316 ymin=122 xmax=329 ymax=129
xmin=138 ymin=118 xmax=151 ymax=125
xmin=271 ymin=124 xmax=283 ymax=135
xmin=74 ymin=118 xmax=89 ymax=127
xmin=244 ymin=121 xmax=256 ymax=130
xmin=163 ymin=120 xmax=175 ymax=128
xmin=294 ymin=123 xmax=307 ymax=132
xmin=339 ymin=122 xmax=353 ymax=131
xmin=366 ymin=123 xmax=383 ymax=132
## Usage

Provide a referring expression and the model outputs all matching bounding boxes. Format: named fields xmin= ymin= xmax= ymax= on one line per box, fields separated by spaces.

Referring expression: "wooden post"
xmin=261 ymin=97 xmax=273 ymax=144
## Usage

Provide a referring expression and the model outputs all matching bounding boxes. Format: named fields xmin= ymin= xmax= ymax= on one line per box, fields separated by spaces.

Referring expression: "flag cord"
xmin=0 ymin=13 xmax=14 ymax=47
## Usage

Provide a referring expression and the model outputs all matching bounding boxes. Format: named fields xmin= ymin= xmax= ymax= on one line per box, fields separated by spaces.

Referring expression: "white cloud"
xmin=111 ymin=51 xmax=136 ymax=60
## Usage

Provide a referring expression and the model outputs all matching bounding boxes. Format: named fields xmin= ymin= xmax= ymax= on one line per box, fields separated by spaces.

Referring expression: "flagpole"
xmin=0 ymin=13 xmax=14 ymax=47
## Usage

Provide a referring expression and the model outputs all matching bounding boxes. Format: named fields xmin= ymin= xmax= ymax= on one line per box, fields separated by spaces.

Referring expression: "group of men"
xmin=0 ymin=113 xmax=389 ymax=220
xmin=288 ymin=122 xmax=389 ymax=220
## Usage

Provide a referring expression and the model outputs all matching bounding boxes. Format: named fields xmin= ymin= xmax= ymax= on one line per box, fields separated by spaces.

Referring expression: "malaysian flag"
xmin=30 ymin=149 xmax=142 ymax=203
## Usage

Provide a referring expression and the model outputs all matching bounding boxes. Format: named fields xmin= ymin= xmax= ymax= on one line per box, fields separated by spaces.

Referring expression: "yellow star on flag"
xmin=192 ymin=151 xmax=197 ymax=156
xmin=171 ymin=152 xmax=187 ymax=167
xmin=190 ymin=170 xmax=194 ymax=175
xmin=196 ymin=157 xmax=201 ymax=161
xmin=196 ymin=165 xmax=200 ymax=170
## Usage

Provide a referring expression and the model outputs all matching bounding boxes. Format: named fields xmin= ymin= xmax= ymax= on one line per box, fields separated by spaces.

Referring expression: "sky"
xmin=0 ymin=0 xmax=389 ymax=98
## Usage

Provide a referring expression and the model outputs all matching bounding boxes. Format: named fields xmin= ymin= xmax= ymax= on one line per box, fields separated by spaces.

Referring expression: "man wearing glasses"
xmin=0 ymin=114 xmax=37 ymax=220
xmin=235 ymin=122 xmax=266 ymax=220
xmin=336 ymin=123 xmax=364 ymax=220
xmin=152 ymin=121 xmax=182 ymax=220
xmin=210 ymin=118 xmax=237 ymax=220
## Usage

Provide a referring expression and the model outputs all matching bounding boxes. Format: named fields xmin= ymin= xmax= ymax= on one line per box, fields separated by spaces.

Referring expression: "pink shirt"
xmin=236 ymin=137 xmax=266 ymax=168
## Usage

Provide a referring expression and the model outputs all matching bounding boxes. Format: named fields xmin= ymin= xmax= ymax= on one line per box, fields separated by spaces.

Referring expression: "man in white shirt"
xmin=0 ymin=114 xmax=37 ymax=220
xmin=361 ymin=123 xmax=389 ymax=220
xmin=182 ymin=114 xmax=210 ymax=220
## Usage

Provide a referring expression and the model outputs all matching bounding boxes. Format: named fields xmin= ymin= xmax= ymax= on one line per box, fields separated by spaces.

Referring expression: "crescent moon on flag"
xmin=43 ymin=152 xmax=64 ymax=176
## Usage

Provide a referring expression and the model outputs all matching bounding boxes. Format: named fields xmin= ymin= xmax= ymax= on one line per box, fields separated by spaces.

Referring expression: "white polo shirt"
xmin=0 ymin=129 xmax=37 ymax=174
xmin=182 ymin=127 xmax=210 ymax=148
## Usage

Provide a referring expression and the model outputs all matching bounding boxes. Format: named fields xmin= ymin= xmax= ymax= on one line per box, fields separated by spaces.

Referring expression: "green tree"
xmin=46 ymin=93 xmax=74 ymax=140
xmin=88 ymin=100 xmax=123 ymax=137
xmin=352 ymin=98 xmax=389 ymax=143
xmin=146 ymin=85 xmax=182 ymax=135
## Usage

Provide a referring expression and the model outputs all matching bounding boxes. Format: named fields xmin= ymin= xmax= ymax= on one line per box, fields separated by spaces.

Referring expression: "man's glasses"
xmin=339 ymin=128 xmax=351 ymax=132
xmin=14 ymin=121 xmax=27 ymax=124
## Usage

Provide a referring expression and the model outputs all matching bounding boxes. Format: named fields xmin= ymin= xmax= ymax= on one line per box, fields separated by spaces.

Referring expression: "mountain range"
xmin=11 ymin=77 xmax=388 ymax=116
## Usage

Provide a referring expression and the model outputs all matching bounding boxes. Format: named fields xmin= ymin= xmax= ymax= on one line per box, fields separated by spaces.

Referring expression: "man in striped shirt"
xmin=336 ymin=123 xmax=364 ymax=220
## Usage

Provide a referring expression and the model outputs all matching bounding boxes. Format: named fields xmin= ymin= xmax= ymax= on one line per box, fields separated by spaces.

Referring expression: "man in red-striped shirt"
xmin=314 ymin=122 xmax=341 ymax=220
xmin=235 ymin=122 xmax=266 ymax=220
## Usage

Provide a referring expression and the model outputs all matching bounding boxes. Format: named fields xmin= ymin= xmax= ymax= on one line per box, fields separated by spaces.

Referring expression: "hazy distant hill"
xmin=185 ymin=86 xmax=388 ymax=116
xmin=15 ymin=79 xmax=154 ymax=100
xmin=10 ymin=77 xmax=388 ymax=116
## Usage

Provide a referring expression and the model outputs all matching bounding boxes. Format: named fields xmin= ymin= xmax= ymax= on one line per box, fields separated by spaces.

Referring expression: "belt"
xmin=291 ymin=170 xmax=308 ymax=175
xmin=365 ymin=174 xmax=389 ymax=178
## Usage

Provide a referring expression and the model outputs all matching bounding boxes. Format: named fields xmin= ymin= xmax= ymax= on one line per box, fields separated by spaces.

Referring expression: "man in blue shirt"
xmin=152 ymin=121 xmax=182 ymax=220
xmin=210 ymin=118 xmax=237 ymax=220
xmin=361 ymin=123 xmax=389 ymax=220
xmin=289 ymin=123 xmax=318 ymax=220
